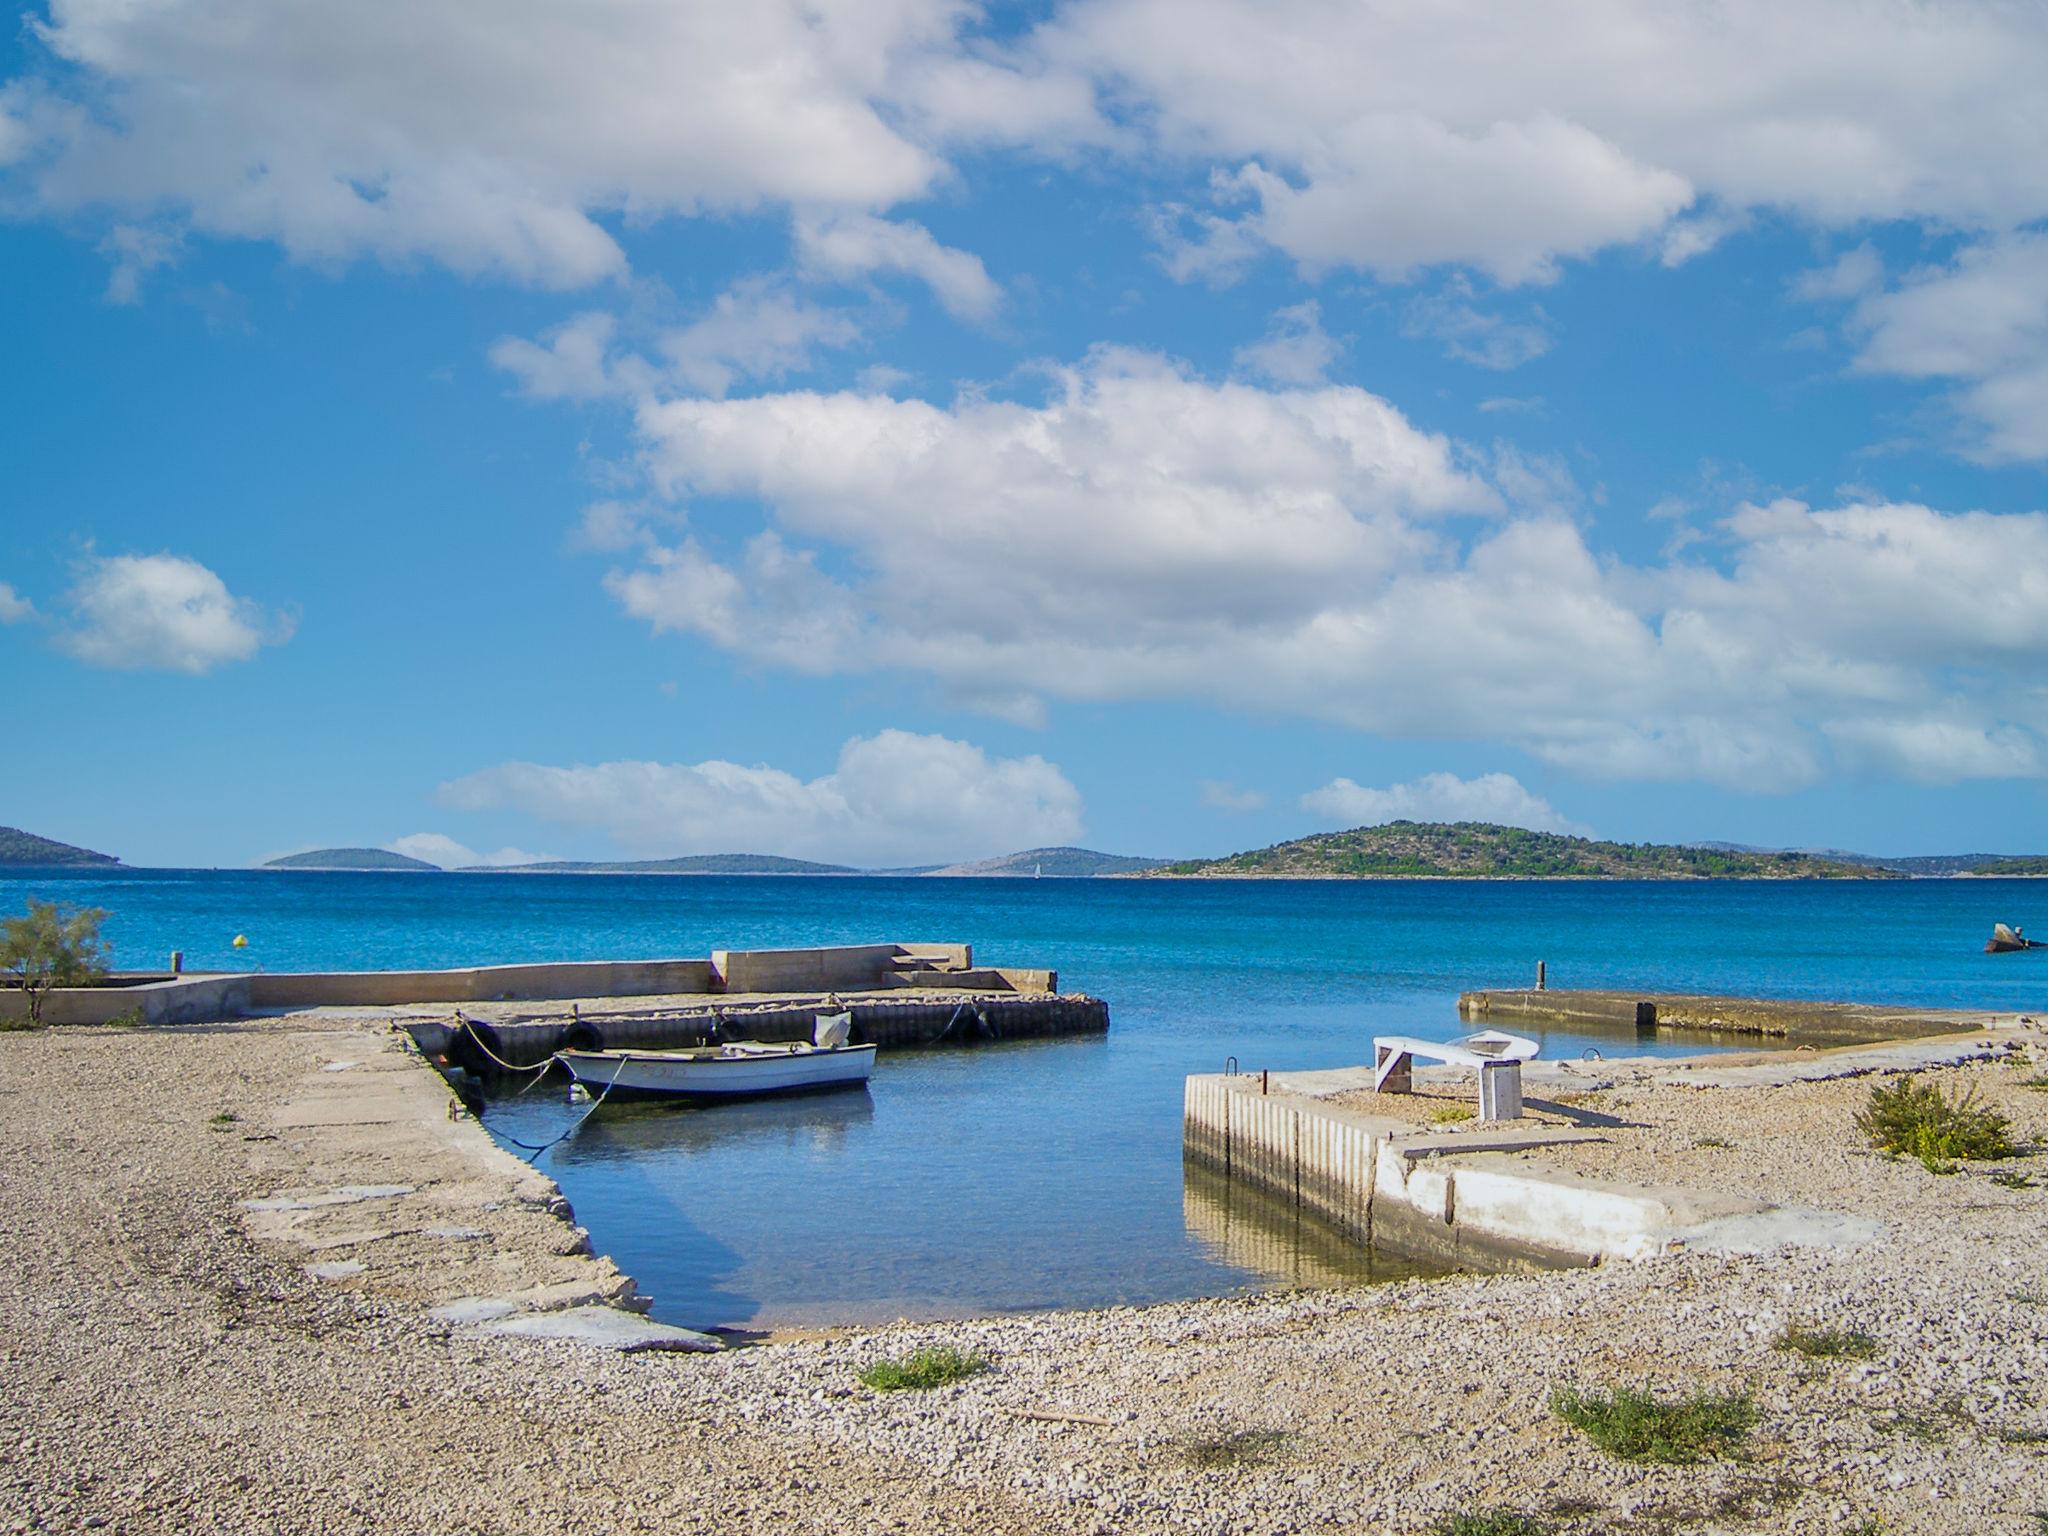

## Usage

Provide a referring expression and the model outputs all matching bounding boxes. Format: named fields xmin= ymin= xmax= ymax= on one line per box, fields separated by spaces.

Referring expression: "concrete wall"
xmin=1186 ymin=1073 xmax=1655 ymax=1270
xmin=1 ymin=972 xmax=252 ymax=1026
xmin=710 ymin=943 xmax=971 ymax=993
xmin=249 ymin=957 xmax=718 ymax=1009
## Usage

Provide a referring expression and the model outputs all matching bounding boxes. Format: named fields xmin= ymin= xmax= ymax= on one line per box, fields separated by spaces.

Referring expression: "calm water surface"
xmin=9 ymin=869 xmax=2045 ymax=1327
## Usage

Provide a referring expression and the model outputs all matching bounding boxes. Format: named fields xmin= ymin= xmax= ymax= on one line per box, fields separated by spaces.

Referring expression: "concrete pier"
xmin=420 ymin=990 xmax=1110 ymax=1076
xmin=1458 ymin=988 xmax=2019 ymax=1046
xmin=1184 ymin=1065 xmax=1863 ymax=1270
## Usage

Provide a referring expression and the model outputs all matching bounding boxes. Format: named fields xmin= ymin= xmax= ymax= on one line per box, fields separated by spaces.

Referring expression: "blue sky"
xmin=4 ymin=0 xmax=2048 ymax=868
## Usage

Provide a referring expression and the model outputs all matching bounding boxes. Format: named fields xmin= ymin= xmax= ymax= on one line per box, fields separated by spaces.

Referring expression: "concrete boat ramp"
xmin=1188 ymin=992 xmax=2043 ymax=1276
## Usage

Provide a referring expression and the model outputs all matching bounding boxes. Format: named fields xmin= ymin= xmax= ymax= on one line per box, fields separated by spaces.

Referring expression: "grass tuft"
xmin=1694 ymin=1135 xmax=1733 ymax=1149
xmin=1179 ymin=1428 xmax=1293 ymax=1468
xmin=1991 ymin=1168 xmax=2037 ymax=1189
xmin=1427 ymin=1102 xmax=1476 ymax=1124
xmin=1854 ymin=1077 xmax=2016 ymax=1173
xmin=855 ymin=1346 xmax=988 ymax=1392
xmin=1549 ymin=1384 xmax=1758 ymax=1464
xmin=2016 ymin=1074 xmax=2048 ymax=1091
xmin=208 ymin=1110 xmax=239 ymax=1128
xmin=1429 ymin=1511 xmax=1558 ymax=1536
xmin=1774 ymin=1324 xmax=1879 ymax=1361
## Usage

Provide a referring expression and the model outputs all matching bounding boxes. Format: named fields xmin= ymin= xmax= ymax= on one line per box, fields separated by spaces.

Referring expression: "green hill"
xmin=1152 ymin=821 xmax=1895 ymax=880
xmin=263 ymin=848 xmax=442 ymax=871
xmin=1969 ymin=856 xmax=2048 ymax=876
xmin=0 ymin=826 xmax=119 ymax=867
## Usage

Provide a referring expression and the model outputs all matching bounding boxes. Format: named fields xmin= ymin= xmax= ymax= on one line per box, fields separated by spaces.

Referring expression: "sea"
xmin=8 ymin=868 xmax=2044 ymax=1330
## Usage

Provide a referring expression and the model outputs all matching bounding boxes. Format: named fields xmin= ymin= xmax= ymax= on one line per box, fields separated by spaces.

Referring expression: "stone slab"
xmin=472 ymin=1304 xmax=721 ymax=1353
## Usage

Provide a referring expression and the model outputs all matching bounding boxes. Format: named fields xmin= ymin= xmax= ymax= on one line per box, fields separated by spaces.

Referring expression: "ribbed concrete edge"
xmin=1183 ymin=1073 xmax=1875 ymax=1271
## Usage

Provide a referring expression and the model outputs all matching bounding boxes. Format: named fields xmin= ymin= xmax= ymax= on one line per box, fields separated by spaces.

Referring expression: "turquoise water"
xmin=8 ymin=869 xmax=2046 ymax=1327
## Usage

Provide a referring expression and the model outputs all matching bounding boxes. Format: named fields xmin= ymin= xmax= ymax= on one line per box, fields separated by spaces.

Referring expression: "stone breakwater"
xmin=4 ymin=1010 xmax=2048 ymax=1533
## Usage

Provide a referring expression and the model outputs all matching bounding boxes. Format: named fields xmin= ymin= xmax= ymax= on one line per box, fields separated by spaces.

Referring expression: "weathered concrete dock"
xmin=1185 ymin=991 xmax=2040 ymax=1274
xmin=1458 ymin=987 xmax=2022 ymax=1046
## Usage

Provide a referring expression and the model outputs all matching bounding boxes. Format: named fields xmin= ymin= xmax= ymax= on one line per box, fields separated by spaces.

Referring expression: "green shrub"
xmin=1775 ymin=1324 xmax=1879 ymax=1361
xmin=1855 ymin=1077 xmax=2016 ymax=1172
xmin=2 ymin=900 xmax=111 ymax=1028
xmin=856 ymin=1346 xmax=988 ymax=1392
xmin=1430 ymin=1511 xmax=1558 ymax=1536
xmin=1179 ymin=1428 xmax=1292 ymax=1468
xmin=1549 ymin=1384 xmax=1758 ymax=1464
xmin=1428 ymin=1102 xmax=1476 ymax=1124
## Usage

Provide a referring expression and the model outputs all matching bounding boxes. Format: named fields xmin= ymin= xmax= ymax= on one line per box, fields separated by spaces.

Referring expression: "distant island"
xmin=0 ymin=826 xmax=120 ymax=867
xmin=481 ymin=854 xmax=856 ymax=875
xmin=924 ymin=846 xmax=1172 ymax=878
xmin=1150 ymin=822 xmax=1896 ymax=880
xmin=263 ymin=848 xmax=441 ymax=871
xmin=241 ymin=830 xmax=2048 ymax=879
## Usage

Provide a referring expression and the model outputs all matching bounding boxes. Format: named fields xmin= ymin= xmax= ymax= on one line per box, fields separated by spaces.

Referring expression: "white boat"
xmin=556 ymin=1039 xmax=877 ymax=1101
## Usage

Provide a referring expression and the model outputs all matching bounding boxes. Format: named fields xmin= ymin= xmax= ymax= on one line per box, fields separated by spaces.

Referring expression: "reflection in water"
xmin=551 ymin=1085 xmax=876 ymax=1167
xmin=1181 ymin=1158 xmax=1453 ymax=1291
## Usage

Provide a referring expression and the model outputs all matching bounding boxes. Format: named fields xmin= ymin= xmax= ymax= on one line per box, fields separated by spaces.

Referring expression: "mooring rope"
xmin=489 ymin=1053 xmax=630 ymax=1163
xmin=455 ymin=1011 xmax=552 ymax=1074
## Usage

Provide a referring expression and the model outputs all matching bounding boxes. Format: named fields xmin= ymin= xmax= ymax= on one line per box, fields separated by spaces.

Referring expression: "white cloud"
xmin=0 ymin=582 xmax=34 ymax=623
xmin=57 ymin=553 xmax=292 ymax=673
xmin=386 ymin=833 xmax=545 ymax=870
xmin=492 ymin=281 xmax=864 ymax=403
xmin=592 ymin=350 xmax=2048 ymax=790
xmin=439 ymin=730 xmax=1084 ymax=867
xmin=8 ymin=0 xmax=1024 ymax=287
xmin=1403 ymin=279 xmax=1553 ymax=370
xmin=1199 ymin=780 xmax=1267 ymax=812
xmin=1232 ymin=301 xmax=1340 ymax=385
xmin=657 ymin=278 xmax=865 ymax=397
xmin=17 ymin=0 xmax=2046 ymax=301
xmin=1300 ymin=771 xmax=1587 ymax=835
xmin=1820 ymin=718 xmax=2042 ymax=784
xmin=1832 ymin=233 xmax=2048 ymax=462
xmin=98 ymin=222 xmax=180 ymax=304
xmin=1030 ymin=0 xmax=2048 ymax=283
xmin=793 ymin=211 xmax=1000 ymax=322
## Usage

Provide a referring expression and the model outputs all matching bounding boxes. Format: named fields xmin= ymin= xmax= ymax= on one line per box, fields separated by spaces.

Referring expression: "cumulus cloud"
xmin=491 ymin=280 xmax=863 ymax=403
xmin=1300 ymin=771 xmax=1587 ymax=835
xmin=439 ymin=730 xmax=1083 ymax=867
xmin=57 ymin=553 xmax=292 ymax=673
xmin=586 ymin=349 xmax=2048 ymax=790
xmin=1826 ymin=233 xmax=2048 ymax=462
xmin=0 ymin=582 xmax=34 ymax=623
xmin=1232 ymin=301 xmax=1340 ymax=385
xmin=386 ymin=833 xmax=545 ymax=870
xmin=793 ymin=211 xmax=1001 ymax=322
xmin=1034 ymin=0 xmax=2048 ymax=283
xmin=1403 ymin=279 xmax=1553 ymax=370
xmin=12 ymin=0 xmax=2047 ymax=300
xmin=6 ymin=0 xmax=1052 ymax=287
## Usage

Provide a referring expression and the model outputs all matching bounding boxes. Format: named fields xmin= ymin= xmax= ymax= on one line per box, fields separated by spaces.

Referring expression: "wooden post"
xmin=1536 ymin=959 xmax=1546 ymax=991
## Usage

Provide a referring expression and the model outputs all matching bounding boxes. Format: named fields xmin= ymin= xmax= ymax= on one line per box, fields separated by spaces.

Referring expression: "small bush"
xmin=1991 ymin=1169 xmax=2037 ymax=1189
xmin=1695 ymin=1135 xmax=1733 ymax=1149
xmin=1430 ymin=1511 xmax=1558 ymax=1536
xmin=1549 ymin=1384 xmax=1758 ymax=1464
xmin=1775 ymin=1324 xmax=1879 ymax=1361
xmin=1854 ymin=1077 xmax=2016 ymax=1172
xmin=856 ymin=1346 xmax=987 ymax=1392
xmin=1179 ymin=1428 xmax=1292 ymax=1468
xmin=1428 ymin=1102 xmax=1476 ymax=1124
xmin=208 ymin=1111 xmax=238 ymax=1128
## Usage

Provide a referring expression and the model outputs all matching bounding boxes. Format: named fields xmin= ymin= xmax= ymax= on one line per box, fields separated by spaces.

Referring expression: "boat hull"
xmin=557 ymin=1043 xmax=877 ymax=1101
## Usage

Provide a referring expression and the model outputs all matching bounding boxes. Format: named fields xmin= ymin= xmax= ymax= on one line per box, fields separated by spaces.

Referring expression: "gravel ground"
xmin=5 ymin=1017 xmax=2048 ymax=1534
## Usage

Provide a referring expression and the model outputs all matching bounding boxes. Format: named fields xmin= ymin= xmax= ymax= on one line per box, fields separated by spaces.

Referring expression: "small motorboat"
xmin=556 ymin=1010 xmax=875 ymax=1101
xmin=1986 ymin=922 xmax=2045 ymax=954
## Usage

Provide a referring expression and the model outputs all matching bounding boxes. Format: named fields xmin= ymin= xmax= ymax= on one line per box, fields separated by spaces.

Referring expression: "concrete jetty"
xmin=1183 ymin=1063 xmax=1876 ymax=1271
xmin=5 ymin=942 xmax=1101 ymax=1046
xmin=1457 ymin=987 xmax=2021 ymax=1046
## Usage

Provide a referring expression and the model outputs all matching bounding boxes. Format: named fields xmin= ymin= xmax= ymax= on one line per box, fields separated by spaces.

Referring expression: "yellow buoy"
xmin=232 ymin=934 xmax=249 ymax=949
